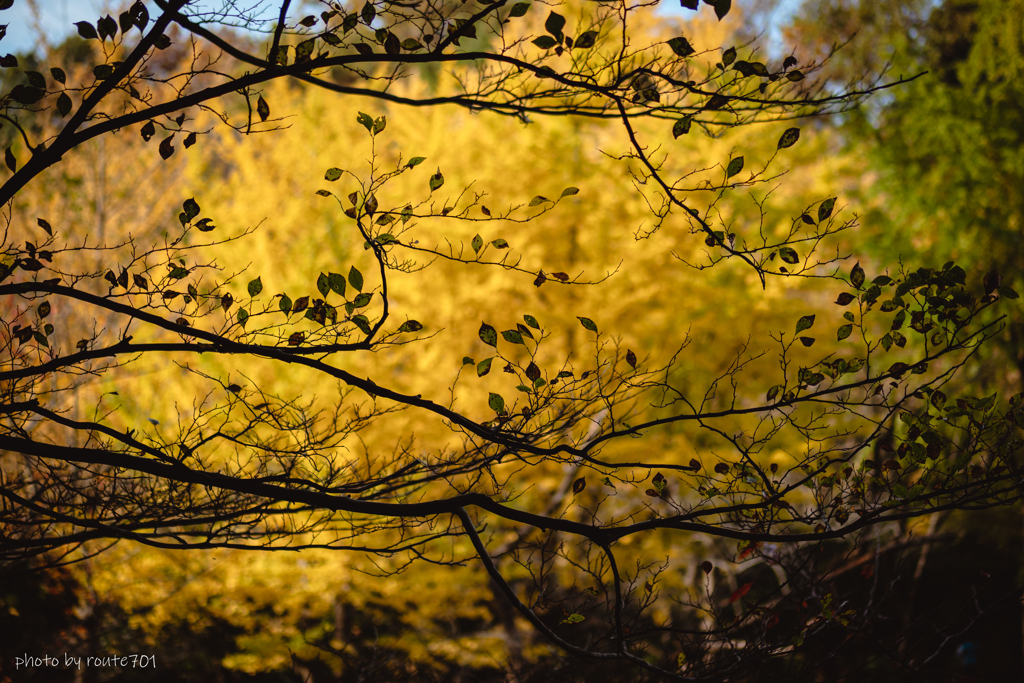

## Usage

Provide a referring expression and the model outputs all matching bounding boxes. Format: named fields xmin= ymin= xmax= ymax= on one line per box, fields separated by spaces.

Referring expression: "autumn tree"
xmin=1 ymin=0 xmax=1022 ymax=679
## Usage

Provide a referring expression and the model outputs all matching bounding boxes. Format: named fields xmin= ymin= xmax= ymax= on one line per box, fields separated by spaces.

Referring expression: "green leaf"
xmin=471 ymin=234 xmax=483 ymax=253
xmin=999 ymin=286 xmax=1019 ymax=299
xmin=837 ymin=324 xmax=853 ymax=341
xmin=524 ymin=314 xmax=540 ymax=329
xmin=818 ymin=197 xmax=837 ymax=222
xmin=356 ymin=112 xmax=374 ymax=133
xmin=237 ymin=308 xmax=249 ymax=327
xmin=574 ymin=30 xmax=597 ymax=48
xmin=429 ymin=169 xmax=444 ymax=191
xmin=528 ymin=196 xmax=550 ymax=207
xmin=667 ymin=37 xmax=695 ymax=57
xmin=795 ymin=315 xmax=815 ymax=334
xmin=777 ymin=127 xmax=800 ymax=150
xmin=328 ymin=272 xmax=346 ymax=297
xmin=279 ymin=294 xmax=292 ymax=313
xmin=398 ymin=320 xmax=423 ymax=333
xmin=317 ymin=273 xmax=330 ymax=297
xmin=477 ymin=357 xmax=493 ymax=377
xmin=351 ymin=314 xmax=371 ymax=334
xmin=182 ymin=198 xmax=200 ymax=221
xmin=707 ymin=0 xmax=731 ymax=20
xmin=722 ymin=46 xmax=736 ymax=66
xmin=560 ymin=614 xmax=585 ymax=624
xmin=479 ymin=322 xmax=498 ymax=347
xmin=491 ymin=239 xmax=510 ymax=249
xmin=325 ymin=168 xmax=343 ymax=181
xmin=767 ymin=385 xmax=780 ymax=401
xmin=56 ymin=92 xmax=72 ymax=117
xmin=168 ymin=266 xmax=189 ymax=280
xmin=672 ymin=116 xmax=693 ymax=139
xmin=779 ymin=247 xmax=799 ymax=264
xmin=488 ymin=392 xmax=506 ymax=414
xmin=577 ymin=316 xmax=598 ymax=333
xmin=560 ymin=187 xmax=580 ymax=198
xmin=544 ymin=11 xmax=566 ymax=39
xmin=351 ymin=292 xmax=372 ymax=308
xmin=726 ymin=156 xmax=744 ymax=178
xmin=502 ymin=329 xmax=525 ymax=345
xmin=850 ymin=262 xmax=865 ymax=290
xmin=508 ymin=2 xmax=530 ymax=17
xmin=349 ymin=266 xmax=364 ymax=291
xmin=532 ymin=35 xmax=558 ymax=49
xmin=256 ymin=95 xmax=270 ymax=122
xmin=248 ymin=277 xmax=263 ymax=297
xmin=406 ymin=156 xmax=427 ymax=168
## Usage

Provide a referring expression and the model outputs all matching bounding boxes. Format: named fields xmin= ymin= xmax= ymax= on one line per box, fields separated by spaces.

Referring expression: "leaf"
xmin=220 ymin=292 xmax=234 ymax=311
xmin=672 ymin=116 xmax=693 ymax=138
xmin=75 ymin=21 xmax=98 ymax=40
xmin=818 ymin=197 xmax=837 ymax=222
xmin=476 ymin=357 xmax=493 ymax=377
xmin=528 ymin=196 xmax=550 ymax=207
xmin=701 ymin=561 xmax=713 ymax=574
xmin=501 ymin=329 xmax=525 ymax=345
xmin=577 ymin=317 xmax=598 ymax=333
xmin=560 ymin=614 xmax=585 ymax=624
xmin=183 ymin=132 xmax=197 ymax=149
xmin=850 ymin=262 xmax=865 ymax=290
xmin=4 ymin=146 xmax=15 ymax=173
xmin=398 ymin=320 xmax=423 ymax=333
xmin=573 ymin=477 xmax=586 ymax=494
xmin=349 ymin=266 xmax=364 ymax=291
xmin=237 ymin=308 xmax=249 ymax=327
xmin=406 ymin=156 xmax=426 ymax=168
xmin=560 ymin=187 xmax=580 ymax=198
xmin=777 ymin=127 xmax=800 ymax=150
xmin=288 ymin=332 xmax=305 ymax=346
xmin=245 ymin=276 xmax=263 ymax=298
xmin=194 ymin=218 xmax=215 ymax=232
xmin=361 ymin=2 xmax=376 ymax=24
xmin=726 ymin=156 xmax=744 ymax=178
xmin=133 ymin=274 xmax=148 ymax=290
xmin=525 ymin=362 xmax=541 ymax=381
xmin=56 ymin=92 xmax=73 ymax=117
xmin=488 ymin=392 xmax=505 ymax=414
xmin=779 ymin=247 xmax=799 ymax=264
xmin=401 ymin=38 xmax=423 ymax=51
xmin=532 ymin=35 xmax=557 ymax=49
xmin=351 ymin=314 xmax=371 ymax=334
xmin=351 ymin=292 xmax=372 ymax=308
xmin=795 ymin=315 xmax=815 ymax=334
xmin=544 ymin=11 xmax=566 ymax=40
xmin=256 ymin=96 xmax=270 ymax=122
xmin=429 ymin=169 xmax=444 ymax=191
xmin=835 ymin=292 xmax=856 ymax=306
xmin=479 ymin=322 xmax=498 ymax=347
xmin=159 ymin=135 xmax=174 ymax=160
xmin=279 ymin=294 xmax=292 ymax=313
xmin=372 ymin=115 xmax=387 ymax=135
xmin=798 ymin=337 xmax=815 ymax=347
xmin=714 ymin=463 xmax=729 ymax=474
xmin=575 ymin=30 xmax=597 ymax=48
xmin=705 ymin=0 xmax=731 ymax=20
xmin=471 ymin=234 xmax=483 ymax=253
xmin=551 ymin=272 xmax=570 ymax=282
xmin=293 ymin=296 xmax=309 ymax=313
xmin=837 ymin=324 xmax=853 ymax=341
xmin=523 ymin=314 xmax=540 ymax=330
xmin=182 ymin=198 xmax=200 ymax=221
xmin=325 ymin=168 xmax=343 ymax=181
xmin=626 ymin=349 xmax=637 ymax=368
xmin=728 ymin=581 xmax=753 ymax=604
xmin=667 ymin=37 xmax=695 ymax=57
xmin=491 ymin=239 xmax=509 ymax=249
xmin=508 ymin=2 xmax=531 ymax=17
